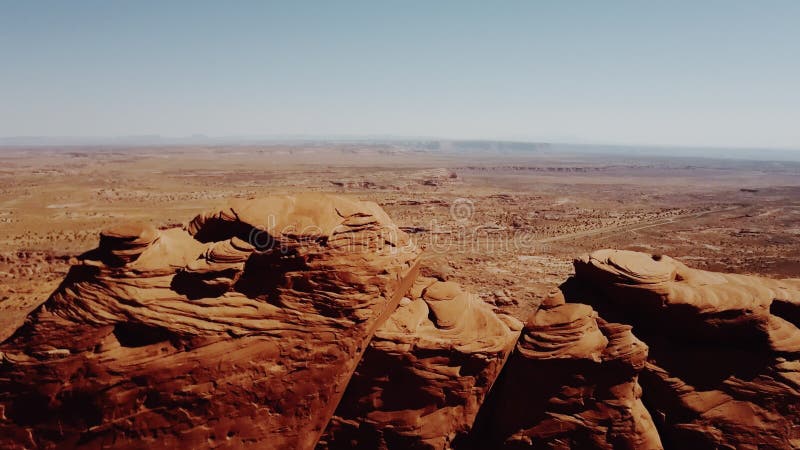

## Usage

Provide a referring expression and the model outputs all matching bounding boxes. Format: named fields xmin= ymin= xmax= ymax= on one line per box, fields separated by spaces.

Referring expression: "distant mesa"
xmin=1 ymin=195 xmax=799 ymax=449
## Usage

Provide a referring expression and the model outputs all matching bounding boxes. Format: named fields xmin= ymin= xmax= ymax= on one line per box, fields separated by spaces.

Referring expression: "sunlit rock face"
xmin=572 ymin=249 xmax=800 ymax=449
xmin=320 ymin=277 xmax=522 ymax=450
xmin=0 ymin=194 xmax=421 ymax=450
xmin=4 ymin=200 xmax=800 ymax=450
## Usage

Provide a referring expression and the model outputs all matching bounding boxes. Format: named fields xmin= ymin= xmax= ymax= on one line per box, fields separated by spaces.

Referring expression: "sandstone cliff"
xmin=320 ymin=277 xmax=522 ymax=449
xmin=0 ymin=194 xmax=421 ymax=449
xmin=572 ymin=249 xmax=800 ymax=449
xmin=474 ymin=289 xmax=662 ymax=449
xmin=2 ymin=195 xmax=799 ymax=450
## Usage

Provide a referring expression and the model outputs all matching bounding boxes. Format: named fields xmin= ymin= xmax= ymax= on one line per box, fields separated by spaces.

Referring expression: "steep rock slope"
xmin=573 ymin=249 xmax=800 ymax=449
xmin=476 ymin=290 xmax=663 ymax=449
xmin=320 ymin=277 xmax=522 ymax=449
xmin=0 ymin=194 xmax=421 ymax=450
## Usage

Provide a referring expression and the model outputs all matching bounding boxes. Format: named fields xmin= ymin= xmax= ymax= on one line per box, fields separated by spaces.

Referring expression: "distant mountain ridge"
xmin=1 ymin=136 xmax=798 ymax=162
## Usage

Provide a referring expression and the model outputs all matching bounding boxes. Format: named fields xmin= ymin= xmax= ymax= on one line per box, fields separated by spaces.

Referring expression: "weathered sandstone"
xmin=573 ymin=249 xmax=800 ymax=449
xmin=321 ymin=277 xmax=522 ymax=449
xmin=476 ymin=289 xmax=662 ymax=449
xmin=0 ymin=194 xmax=421 ymax=449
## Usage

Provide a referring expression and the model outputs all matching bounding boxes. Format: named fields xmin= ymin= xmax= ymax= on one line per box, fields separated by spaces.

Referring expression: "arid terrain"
xmin=2 ymin=144 xmax=799 ymax=326
xmin=1 ymin=143 xmax=800 ymax=449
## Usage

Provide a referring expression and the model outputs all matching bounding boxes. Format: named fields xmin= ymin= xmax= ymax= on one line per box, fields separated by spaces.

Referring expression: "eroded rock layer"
xmin=0 ymin=194 xmax=421 ymax=450
xmin=477 ymin=290 xmax=663 ymax=449
xmin=320 ymin=277 xmax=523 ymax=449
xmin=573 ymin=249 xmax=800 ymax=449
xmin=5 ymin=200 xmax=800 ymax=450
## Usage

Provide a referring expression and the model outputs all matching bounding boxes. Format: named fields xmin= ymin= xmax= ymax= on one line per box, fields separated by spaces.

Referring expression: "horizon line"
xmin=1 ymin=134 xmax=799 ymax=153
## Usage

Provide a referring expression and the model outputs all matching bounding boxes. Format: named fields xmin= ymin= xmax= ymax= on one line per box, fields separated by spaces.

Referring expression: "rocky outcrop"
xmin=320 ymin=277 xmax=522 ymax=449
xmin=0 ymin=194 xmax=421 ymax=450
xmin=573 ymin=249 xmax=800 ymax=449
xmin=4 ymin=199 xmax=800 ymax=450
xmin=477 ymin=290 xmax=663 ymax=449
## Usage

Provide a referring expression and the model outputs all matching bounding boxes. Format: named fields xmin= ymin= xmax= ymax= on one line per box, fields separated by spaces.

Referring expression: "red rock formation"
xmin=320 ymin=277 xmax=522 ymax=449
xmin=477 ymin=290 xmax=662 ymax=449
xmin=5 ymin=203 xmax=800 ymax=450
xmin=573 ymin=249 xmax=800 ymax=449
xmin=0 ymin=194 xmax=421 ymax=449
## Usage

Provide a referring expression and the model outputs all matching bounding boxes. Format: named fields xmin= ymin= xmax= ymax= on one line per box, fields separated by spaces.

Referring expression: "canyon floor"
xmin=2 ymin=144 xmax=799 ymax=327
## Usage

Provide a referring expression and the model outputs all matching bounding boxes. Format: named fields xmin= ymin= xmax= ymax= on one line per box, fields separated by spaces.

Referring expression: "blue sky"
xmin=1 ymin=1 xmax=799 ymax=149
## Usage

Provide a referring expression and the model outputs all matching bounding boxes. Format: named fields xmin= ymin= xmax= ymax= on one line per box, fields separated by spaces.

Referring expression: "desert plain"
xmin=2 ymin=143 xmax=798 ymax=325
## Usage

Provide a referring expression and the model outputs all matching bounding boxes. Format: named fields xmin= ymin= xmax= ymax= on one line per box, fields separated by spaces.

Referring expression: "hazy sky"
xmin=1 ymin=1 xmax=799 ymax=149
